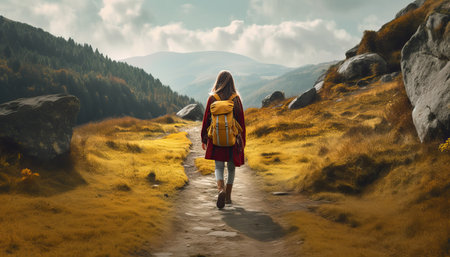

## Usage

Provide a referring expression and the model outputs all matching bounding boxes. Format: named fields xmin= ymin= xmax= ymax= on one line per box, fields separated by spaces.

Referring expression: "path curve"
xmin=151 ymin=125 xmax=313 ymax=257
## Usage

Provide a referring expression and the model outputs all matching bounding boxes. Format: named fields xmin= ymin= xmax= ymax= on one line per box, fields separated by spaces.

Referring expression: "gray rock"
xmin=176 ymin=104 xmax=204 ymax=121
xmin=0 ymin=94 xmax=80 ymax=160
xmin=345 ymin=44 xmax=360 ymax=59
xmin=262 ymin=91 xmax=285 ymax=107
xmin=395 ymin=0 xmax=426 ymax=19
xmin=314 ymin=81 xmax=324 ymax=92
xmin=401 ymin=11 xmax=450 ymax=142
xmin=337 ymin=53 xmax=387 ymax=81
xmin=379 ymin=72 xmax=400 ymax=83
xmin=272 ymin=191 xmax=289 ymax=195
xmin=288 ymin=88 xmax=317 ymax=110
xmin=312 ymin=68 xmax=329 ymax=92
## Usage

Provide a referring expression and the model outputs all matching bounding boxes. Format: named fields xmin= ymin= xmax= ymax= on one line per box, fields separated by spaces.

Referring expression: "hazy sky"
xmin=0 ymin=0 xmax=412 ymax=67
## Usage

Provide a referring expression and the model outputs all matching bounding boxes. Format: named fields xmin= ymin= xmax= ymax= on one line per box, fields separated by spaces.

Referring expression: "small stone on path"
xmin=272 ymin=192 xmax=289 ymax=196
xmin=192 ymin=226 xmax=211 ymax=231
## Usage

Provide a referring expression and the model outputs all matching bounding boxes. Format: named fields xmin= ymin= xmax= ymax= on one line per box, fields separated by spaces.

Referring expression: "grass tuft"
xmin=194 ymin=158 xmax=215 ymax=175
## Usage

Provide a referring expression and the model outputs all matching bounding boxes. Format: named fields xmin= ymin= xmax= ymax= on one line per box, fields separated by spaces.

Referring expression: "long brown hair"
xmin=210 ymin=70 xmax=239 ymax=100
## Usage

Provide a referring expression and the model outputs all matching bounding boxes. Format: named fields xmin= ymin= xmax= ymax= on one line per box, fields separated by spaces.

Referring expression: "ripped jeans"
xmin=215 ymin=161 xmax=235 ymax=185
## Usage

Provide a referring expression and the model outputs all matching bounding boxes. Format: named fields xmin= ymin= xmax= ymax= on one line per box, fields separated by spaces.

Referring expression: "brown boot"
xmin=216 ymin=180 xmax=225 ymax=209
xmin=225 ymin=184 xmax=233 ymax=204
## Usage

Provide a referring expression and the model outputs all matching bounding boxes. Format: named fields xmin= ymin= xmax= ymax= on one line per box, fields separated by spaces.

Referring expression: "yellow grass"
xmin=194 ymin=157 xmax=215 ymax=175
xmin=245 ymin=77 xmax=450 ymax=256
xmin=0 ymin=115 xmax=193 ymax=256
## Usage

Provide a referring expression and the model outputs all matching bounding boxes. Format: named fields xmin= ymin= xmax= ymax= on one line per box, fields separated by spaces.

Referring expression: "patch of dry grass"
xmin=0 ymin=115 xmax=193 ymax=256
xmin=194 ymin=157 xmax=215 ymax=175
xmin=245 ymin=78 xmax=450 ymax=256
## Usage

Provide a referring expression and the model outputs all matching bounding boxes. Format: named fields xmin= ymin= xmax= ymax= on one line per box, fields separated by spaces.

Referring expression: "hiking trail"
xmin=148 ymin=125 xmax=317 ymax=257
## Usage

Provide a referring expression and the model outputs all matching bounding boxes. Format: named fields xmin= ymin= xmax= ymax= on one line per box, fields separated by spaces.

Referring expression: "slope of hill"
xmin=0 ymin=16 xmax=196 ymax=124
xmin=123 ymin=51 xmax=294 ymax=107
xmin=246 ymin=73 xmax=449 ymax=257
xmin=244 ymin=0 xmax=449 ymax=255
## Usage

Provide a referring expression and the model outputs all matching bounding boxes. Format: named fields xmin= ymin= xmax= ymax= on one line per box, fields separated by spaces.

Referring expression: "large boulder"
xmin=0 ymin=94 xmax=80 ymax=160
xmin=176 ymin=104 xmax=204 ymax=121
xmin=288 ymin=88 xmax=317 ymax=110
xmin=395 ymin=0 xmax=426 ymax=19
xmin=262 ymin=91 xmax=285 ymax=107
xmin=401 ymin=10 xmax=450 ymax=142
xmin=338 ymin=53 xmax=387 ymax=81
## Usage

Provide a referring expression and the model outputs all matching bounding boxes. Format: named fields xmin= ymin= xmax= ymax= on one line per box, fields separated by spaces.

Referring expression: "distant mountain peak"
xmin=123 ymin=51 xmax=336 ymax=108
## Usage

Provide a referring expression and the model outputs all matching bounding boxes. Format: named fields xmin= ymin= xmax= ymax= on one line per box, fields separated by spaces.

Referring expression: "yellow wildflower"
xmin=439 ymin=138 xmax=450 ymax=152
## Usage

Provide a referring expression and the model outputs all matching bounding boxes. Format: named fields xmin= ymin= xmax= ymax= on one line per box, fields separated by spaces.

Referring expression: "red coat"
xmin=201 ymin=94 xmax=246 ymax=166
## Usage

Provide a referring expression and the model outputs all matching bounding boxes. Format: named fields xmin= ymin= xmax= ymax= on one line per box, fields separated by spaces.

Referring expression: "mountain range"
xmin=123 ymin=51 xmax=335 ymax=108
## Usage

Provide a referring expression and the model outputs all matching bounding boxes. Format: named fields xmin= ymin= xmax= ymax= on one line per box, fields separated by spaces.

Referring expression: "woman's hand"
xmin=202 ymin=143 xmax=206 ymax=150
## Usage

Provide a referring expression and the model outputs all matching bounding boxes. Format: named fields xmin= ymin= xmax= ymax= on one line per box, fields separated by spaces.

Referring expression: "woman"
xmin=201 ymin=70 xmax=246 ymax=209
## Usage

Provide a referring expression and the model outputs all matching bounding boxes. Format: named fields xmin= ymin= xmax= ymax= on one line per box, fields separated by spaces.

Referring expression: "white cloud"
xmin=99 ymin=0 xmax=144 ymax=26
xmin=0 ymin=0 xmax=359 ymax=67
xmin=113 ymin=19 xmax=358 ymax=67
xmin=31 ymin=1 xmax=78 ymax=38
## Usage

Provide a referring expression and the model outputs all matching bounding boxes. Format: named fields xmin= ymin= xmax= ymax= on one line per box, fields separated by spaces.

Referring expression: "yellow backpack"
xmin=208 ymin=93 xmax=242 ymax=147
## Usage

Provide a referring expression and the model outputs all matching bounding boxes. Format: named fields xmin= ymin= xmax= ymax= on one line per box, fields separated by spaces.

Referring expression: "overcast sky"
xmin=0 ymin=0 xmax=412 ymax=67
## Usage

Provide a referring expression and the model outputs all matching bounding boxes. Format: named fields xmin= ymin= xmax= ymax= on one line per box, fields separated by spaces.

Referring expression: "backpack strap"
xmin=228 ymin=93 xmax=237 ymax=101
xmin=212 ymin=94 xmax=221 ymax=101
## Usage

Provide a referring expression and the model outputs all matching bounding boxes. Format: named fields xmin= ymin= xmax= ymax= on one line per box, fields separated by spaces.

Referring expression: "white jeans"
xmin=215 ymin=161 xmax=235 ymax=185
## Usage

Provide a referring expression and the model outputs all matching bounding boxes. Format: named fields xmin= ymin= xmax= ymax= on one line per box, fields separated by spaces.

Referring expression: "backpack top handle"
xmin=212 ymin=93 xmax=237 ymax=101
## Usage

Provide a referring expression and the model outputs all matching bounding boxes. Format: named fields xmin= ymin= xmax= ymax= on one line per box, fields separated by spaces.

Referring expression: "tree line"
xmin=0 ymin=15 xmax=197 ymax=124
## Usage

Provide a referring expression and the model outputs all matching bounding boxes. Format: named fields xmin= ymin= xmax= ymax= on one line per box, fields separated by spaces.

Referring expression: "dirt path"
xmin=150 ymin=125 xmax=316 ymax=257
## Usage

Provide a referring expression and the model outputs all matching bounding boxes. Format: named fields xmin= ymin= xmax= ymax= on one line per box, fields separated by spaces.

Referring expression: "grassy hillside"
xmin=245 ymin=76 xmax=449 ymax=256
xmin=0 ymin=116 xmax=194 ymax=256
xmin=0 ymin=16 xmax=197 ymax=124
xmin=244 ymin=2 xmax=450 ymax=254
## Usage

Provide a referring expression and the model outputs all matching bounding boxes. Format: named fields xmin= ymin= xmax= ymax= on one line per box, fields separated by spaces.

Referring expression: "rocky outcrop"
xmin=401 ymin=10 xmax=450 ymax=142
xmin=0 ymin=94 xmax=80 ymax=160
xmin=395 ymin=0 xmax=426 ymax=19
xmin=288 ymin=88 xmax=317 ymax=110
xmin=176 ymin=104 xmax=204 ymax=121
xmin=337 ymin=53 xmax=387 ymax=81
xmin=345 ymin=44 xmax=359 ymax=59
xmin=314 ymin=81 xmax=324 ymax=92
xmin=313 ymin=70 xmax=328 ymax=92
xmin=262 ymin=91 xmax=285 ymax=107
